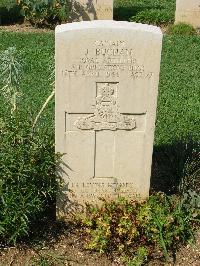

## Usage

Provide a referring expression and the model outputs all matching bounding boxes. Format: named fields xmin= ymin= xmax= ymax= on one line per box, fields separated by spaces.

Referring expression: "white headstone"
xmin=71 ymin=0 xmax=113 ymax=21
xmin=55 ymin=21 xmax=162 ymax=216
xmin=175 ymin=0 xmax=200 ymax=28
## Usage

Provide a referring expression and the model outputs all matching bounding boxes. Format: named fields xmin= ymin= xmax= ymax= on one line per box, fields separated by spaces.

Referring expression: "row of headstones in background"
xmin=175 ymin=0 xmax=200 ymax=28
xmin=70 ymin=0 xmax=113 ymax=21
xmin=55 ymin=21 xmax=163 ymax=217
xmin=72 ymin=0 xmax=200 ymax=29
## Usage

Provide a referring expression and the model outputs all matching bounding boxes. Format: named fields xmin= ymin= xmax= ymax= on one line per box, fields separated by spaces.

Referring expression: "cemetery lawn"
xmin=114 ymin=0 xmax=176 ymax=23
xmin=0 ymin=30 xmax=199 ymax=265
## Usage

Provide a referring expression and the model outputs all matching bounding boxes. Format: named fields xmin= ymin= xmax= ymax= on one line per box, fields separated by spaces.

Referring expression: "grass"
xmin=155 ymin=35 xmax=200 ymax=145
xmin=114 ymin=0 xmax=176 ymax=23
xmin=0 ymin=31 xmax=54 ymax=129
xmin=167 ymin=23 xmax=197 ymax=36
xmin=0 ymin=31 xmax=199 ymax=146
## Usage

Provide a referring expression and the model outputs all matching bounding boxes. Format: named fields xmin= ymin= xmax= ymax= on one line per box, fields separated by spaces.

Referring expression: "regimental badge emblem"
xmin=75 ymin=83 xmax=136 ymax=131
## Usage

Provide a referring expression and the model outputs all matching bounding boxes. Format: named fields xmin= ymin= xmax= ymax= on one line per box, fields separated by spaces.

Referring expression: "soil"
xmin=0 ymin=226 xmax=199 ymax=266
xmin=0 ymin=23 xmax=53 ymax=33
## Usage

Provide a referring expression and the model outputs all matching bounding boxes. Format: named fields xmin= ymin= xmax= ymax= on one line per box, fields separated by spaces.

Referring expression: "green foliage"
xmin=80 ymin=193 xmax=199 ymax=262
xmin=17 ymin=0 xmax=70 ymax=27
xmin=0 ymin=0 xmax=16 ymax=9
xmin=31 ymin=255 xmax=50 ymax=266
xmin=0 ymin=0 xmax=21 ymax=25
xmin=0 ymin=46 xmax=60 ymax=245
xmin=131 ymin=9 xmax=174 ymax=25
xmin=122 ymin=247 xmax=148 ymax=265
xmin=114 ymin=0 xmax=176 ymax=24
xmin=0 ymin=47 xmax=23 ymax=114
xmin=0 ymin=114 xmax=59 ymax=244
xmin=167 ymin=23 xmax=196 ymax=36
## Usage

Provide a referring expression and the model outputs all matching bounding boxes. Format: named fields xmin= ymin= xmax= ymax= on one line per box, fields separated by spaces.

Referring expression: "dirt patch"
xmin=0 ymin=231 xmax=118 ymax=266
xmin=173 ymin=231 xmax=200 ymax=266
xmin=0 ymin=228 xmax=199 ymax=266
xmin=0 ymin=23 xmax=53 ymax=33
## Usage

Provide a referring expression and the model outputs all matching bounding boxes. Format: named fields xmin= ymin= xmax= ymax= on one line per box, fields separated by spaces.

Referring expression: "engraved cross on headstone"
xmin=74 ymin=82 xmax=136 ymax=178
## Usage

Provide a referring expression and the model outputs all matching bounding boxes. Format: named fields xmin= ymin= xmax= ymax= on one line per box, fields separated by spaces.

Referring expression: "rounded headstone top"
xmin=56 ymin=20 xmax=162 ymax=35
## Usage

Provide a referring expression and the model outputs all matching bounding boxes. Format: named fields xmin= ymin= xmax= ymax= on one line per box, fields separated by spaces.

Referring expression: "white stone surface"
xmin=55 ymin=21 xmax=163 ymax=216
xmin=71 ymin=0 xmax=113 ymax=21
xmin=175 ymin=0 xmax=200 ymax=28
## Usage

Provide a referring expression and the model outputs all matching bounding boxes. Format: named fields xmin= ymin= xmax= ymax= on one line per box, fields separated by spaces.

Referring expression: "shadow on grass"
xmin=20 ymin=200 xmax=80 ymax=249
xmin=151 ymin=137 xmax=199 ymax=195
xmin=19 ymin=161 xmax=82 ymax=248
xmin=0 ymin=6 xmax=23 ymax=25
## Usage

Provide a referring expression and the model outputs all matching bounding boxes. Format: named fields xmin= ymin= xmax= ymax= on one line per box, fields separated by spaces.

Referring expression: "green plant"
xmin=80 ymin=193 xmax=199 ymax=263
xmin=0 ymin=47 xmax=22 ymax=114
xmin=0 ymin=0 xmax=16 ymax=9
xmin=0 ymin=47 xmax=60 ymax=244
xmin=17 ymin=0 xmax=70 ymax=27
xmin=122 ymin=246 xmax=148 ymax=265
xmin=0 ymin=115 xmax=59 ymax=244
xmin=167 ymin=23 xmax=196 ymax=36
xmin=31 ymin=256 xmax=50 ymax=266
